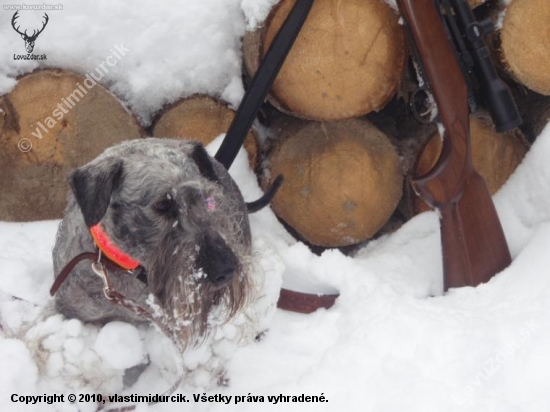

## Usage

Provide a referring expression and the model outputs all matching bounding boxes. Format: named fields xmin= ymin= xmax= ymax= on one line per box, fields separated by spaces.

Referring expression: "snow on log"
xmin=263 ymin=116 xmax=403 ymax=247
xmin=243 ymin=0 xmax=406 ymax=121
xmin=413 ymin=113 xmax=529 ymax=214
xmin=0 ymin=69 xmax=143 ymax=222
xmin=152 ymin=95 xmax=259 ymax=169
xmin=499 ymin=0 xmax=550 ymax=95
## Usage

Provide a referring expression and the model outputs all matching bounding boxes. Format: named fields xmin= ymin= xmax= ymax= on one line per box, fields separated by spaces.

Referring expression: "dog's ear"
xmin=69 ymin=158 xmax=124 ymax=228
xmin=189 ymin=143 xmax=221 ymax=184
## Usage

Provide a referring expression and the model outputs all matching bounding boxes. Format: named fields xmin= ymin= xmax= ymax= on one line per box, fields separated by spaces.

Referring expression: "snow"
xmin=0 ymin=0 xmax=276 ymax=123
xmin=382 ymin=0 xmax=399 ymax=13
xmin=1 ymin=0 xmax=550 ymax=411
xmin=496 ymin=0 xmax=514 ymax=29
xmin=0 ymin=339 xmax=39 ymax=404
xmin=94 ymin=322 xmax=145 ymax=370
xmin=241 ymin=0 xmax=281 ymax=30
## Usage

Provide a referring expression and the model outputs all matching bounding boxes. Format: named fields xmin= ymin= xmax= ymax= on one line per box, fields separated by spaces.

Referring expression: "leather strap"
xmin=50 ymin=252 xmax=147 ymax=296
xmin=50 ymin=252 xmax=118 ymax=296
xmin=278 ymin=288 xmax=338 ymax=314
xmin=51 ymin=252 xmax=338 ymax=313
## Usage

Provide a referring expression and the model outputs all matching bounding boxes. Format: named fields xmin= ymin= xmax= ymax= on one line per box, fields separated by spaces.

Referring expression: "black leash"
xmin=214 ymin=0 xmax=340 ymax=313
xmin=214 ymin=0 xmax=314 ymax=169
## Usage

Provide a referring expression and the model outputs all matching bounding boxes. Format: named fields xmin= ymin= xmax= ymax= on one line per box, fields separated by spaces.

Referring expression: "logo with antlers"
xmin=11 ymin=11 xmax=49 ymax=54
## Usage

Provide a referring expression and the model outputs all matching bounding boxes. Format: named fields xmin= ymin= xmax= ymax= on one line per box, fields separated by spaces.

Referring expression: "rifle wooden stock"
xmin=398 ymin=0 xmax=512 ymax=290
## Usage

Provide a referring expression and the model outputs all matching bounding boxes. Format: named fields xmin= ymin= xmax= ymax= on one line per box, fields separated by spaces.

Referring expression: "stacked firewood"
xmin=248 ymin=0 xmax=541 ymax=248
xmin=1 ymin=0 xmax=548 ymax=253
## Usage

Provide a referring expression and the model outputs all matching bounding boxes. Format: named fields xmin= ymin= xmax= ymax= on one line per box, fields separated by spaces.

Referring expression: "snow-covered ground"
xmin=2 ymin=0 xmax=550 ymax=411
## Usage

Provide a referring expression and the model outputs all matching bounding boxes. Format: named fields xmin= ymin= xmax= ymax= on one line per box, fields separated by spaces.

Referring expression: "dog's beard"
xmin=140 ymin=191 xmax=253 ymax=350
xmin=145 ymin=240 xmax=250 ymax=350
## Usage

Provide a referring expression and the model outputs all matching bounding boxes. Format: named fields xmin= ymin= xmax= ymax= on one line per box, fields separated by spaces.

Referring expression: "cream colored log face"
xmin=152 ymin=95 xmax=259 ymax=170
xmin=266 ymin=117 xmax=403 ymax=247
xmin=501 ymin=0 xmax=550 ymax=95
xmin=259 ymin=0 xmax=406 ymax=121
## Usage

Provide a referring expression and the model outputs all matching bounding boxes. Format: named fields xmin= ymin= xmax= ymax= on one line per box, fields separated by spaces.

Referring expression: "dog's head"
xmin=68 ymin=139 xmax=251 ymax=341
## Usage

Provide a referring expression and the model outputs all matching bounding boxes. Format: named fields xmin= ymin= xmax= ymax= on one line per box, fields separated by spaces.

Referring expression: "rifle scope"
xmin=448 ymin=0 xmax=522 ymax=132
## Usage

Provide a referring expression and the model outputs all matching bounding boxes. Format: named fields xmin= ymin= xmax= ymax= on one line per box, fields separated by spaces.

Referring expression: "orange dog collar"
xmin=89 ymin=224 xmax=140 ymax=270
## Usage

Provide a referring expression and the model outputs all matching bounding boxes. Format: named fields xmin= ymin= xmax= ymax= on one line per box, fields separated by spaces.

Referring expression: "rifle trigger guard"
xmin=410 ymin=88 xmax=436 ymax=124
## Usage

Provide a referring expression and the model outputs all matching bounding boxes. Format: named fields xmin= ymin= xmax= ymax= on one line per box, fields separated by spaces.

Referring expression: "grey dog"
xmin=52 ymin=138 xmax=278 ymax=347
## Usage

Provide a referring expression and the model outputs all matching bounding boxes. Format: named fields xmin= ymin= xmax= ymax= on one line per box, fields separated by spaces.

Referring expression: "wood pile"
xmin=254 ymin=0 xmax=537 ymax=248
xmin=1 ymin=0 xmax=546 ymax=254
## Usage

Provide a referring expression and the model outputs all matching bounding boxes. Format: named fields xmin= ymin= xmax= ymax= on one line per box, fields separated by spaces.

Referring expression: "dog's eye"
xmin=153 ymin=199 xmax=172 ymax=214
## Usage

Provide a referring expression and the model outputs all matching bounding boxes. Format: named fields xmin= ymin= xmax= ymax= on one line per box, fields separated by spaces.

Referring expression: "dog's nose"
xmin=196 ymin=232 xmax=238 ymax=289
xmin=209 ymin=263 xmax=236 ymax=287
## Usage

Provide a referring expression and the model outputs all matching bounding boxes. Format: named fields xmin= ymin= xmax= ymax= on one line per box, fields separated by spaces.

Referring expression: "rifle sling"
xmin=214 ymin=0 xmax=339 ymax=312
xmin=214 ymin=0 xmax=314 ymax=169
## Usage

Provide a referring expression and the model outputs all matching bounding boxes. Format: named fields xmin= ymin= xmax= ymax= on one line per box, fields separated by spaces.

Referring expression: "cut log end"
xmin=0 ymin=69 xmax=143 ymax=222
xmin=265 ymin=117 xmax=403 ymax=247
xmin=246 ymin=0 xmax=406 ymax=121
xmin=500 ymin=0 xmax=550 ymax=95
xmin=152 ymin=95 xmax=259 ymax=169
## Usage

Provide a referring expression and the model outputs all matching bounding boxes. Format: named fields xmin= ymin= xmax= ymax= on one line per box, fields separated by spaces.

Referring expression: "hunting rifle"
xmin=396 ymin=0 xmax=522 ymax=290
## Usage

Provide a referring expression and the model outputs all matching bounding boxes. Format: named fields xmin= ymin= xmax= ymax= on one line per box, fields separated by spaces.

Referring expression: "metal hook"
xmin=91 ymin=261 xmax=114 ymax=300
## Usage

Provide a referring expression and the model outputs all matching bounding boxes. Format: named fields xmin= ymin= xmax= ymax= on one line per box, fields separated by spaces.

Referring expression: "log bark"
xmin=0 ymin=69 xmax=143 ymax=222
xmin=152 ymin=95 xmax=259 ymax=169
xmin=263 ymin=116 xmax=403 ymax=247
xmin=243 ymin=0 xmax=406 ymax=121
xmin=412 ymin=113 xmax=529 ymax=214
xmin=499 ymin=0 xmax=550 ymax=95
